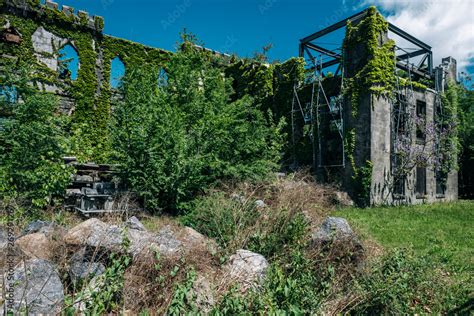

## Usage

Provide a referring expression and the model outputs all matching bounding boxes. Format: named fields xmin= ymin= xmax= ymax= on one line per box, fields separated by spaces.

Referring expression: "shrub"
xmin=0 ymin=73 xmax=71 ymax=208
xmin=181 ymin=190 xmax=309 ymax=259
xmin=110 ymin=36 xmax=284 ymax=213
xmin=345 ymin=249 xmax=458 ymax=314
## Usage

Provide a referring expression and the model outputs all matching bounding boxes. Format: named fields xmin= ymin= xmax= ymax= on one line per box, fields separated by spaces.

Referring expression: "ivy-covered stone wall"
xmin=342 ymin=7 xmax=459 ymax=205
xmin=1 ymin=0 xmax=171 ymax=162
xmin=1 ymin=0 xmax=305 ymax=164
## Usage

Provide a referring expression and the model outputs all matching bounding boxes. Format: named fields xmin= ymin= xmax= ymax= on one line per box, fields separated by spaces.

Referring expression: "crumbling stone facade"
xmin=1 ymin=1 xmax=458 ymax=206
xmin=1 ymin=0 xmax=171 ymax=116
xmin=342 ymin=20 xmax=458 ymax=205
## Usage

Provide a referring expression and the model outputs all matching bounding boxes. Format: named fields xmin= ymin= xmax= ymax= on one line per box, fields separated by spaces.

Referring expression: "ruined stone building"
xmin=296 ymin=7 xmax=458 ymax=205
xmin=0 ymin=1 xmax=459 ymax=206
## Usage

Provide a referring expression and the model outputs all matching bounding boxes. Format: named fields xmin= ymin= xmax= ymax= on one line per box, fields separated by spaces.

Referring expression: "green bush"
xmin=110 ymin=37 xmax=284 ymax=212
xmin=180 ymin=192 xmax=257 ymax=248
xmin=0 ymin=75 xmax=71 ymax=208
xmin=347 ymin=249 xmax=460 ymax=315
xmin=181 ymin=190 xmax=308 ymax=258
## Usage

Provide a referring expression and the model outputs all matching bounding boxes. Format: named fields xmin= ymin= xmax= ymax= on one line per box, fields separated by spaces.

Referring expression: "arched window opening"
xmin=110 ymin=56 xmax=125 ymax=89
xmin=0 ymin=85 xmax=18 ymax=104
xmin=158 ymin=67 xmax=168 ymax=87
xmin=58 ymin=44 xmax=79 ymax=81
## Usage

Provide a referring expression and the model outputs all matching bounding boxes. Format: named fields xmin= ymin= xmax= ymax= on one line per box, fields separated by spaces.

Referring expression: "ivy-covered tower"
xmin=341 ymin=7 xmax=458 ymax=205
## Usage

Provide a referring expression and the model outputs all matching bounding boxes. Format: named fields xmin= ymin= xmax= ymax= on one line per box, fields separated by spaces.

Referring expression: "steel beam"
xmin=396 ymin=49 xmax=427 ymax=61
xmin=417 ymin=53 xmax=429 ymax=69
xmin=396 ymin=61 xmax=433 ymax=80
xmin=307 ymin=59 xmax=340 ymax=72
xmin=300 ymin=9 xmax=368 ymax=44
xmin=303 ymin=42 xmax=341 ymax=59
xmin=388 ymin=23 xmax=431 ymax=51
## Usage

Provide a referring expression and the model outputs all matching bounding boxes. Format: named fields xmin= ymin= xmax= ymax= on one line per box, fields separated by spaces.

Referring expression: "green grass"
xmin=335 ymin=201 xmax=474 ymax=276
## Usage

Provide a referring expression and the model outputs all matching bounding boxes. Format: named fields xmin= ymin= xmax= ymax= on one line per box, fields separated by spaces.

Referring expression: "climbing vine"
xmin=439 ymin=81 xmax=461 ymax=173
xmin=1 ymin=1 xmax=305 ymax=167
xmin=342 ymin=7 xmax=396 ymax=205
xmin=1 ymin=1 xmax=170 ymax=162
xmin=343 ymin=6 xmax=396 ymax=116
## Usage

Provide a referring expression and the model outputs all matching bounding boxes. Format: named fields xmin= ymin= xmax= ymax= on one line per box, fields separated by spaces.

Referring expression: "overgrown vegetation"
xmin=0 ymin=64 xmax=71 ymax=208
xmin=1 ymin=2 xmax=472 ymax=314
xmin=110 ymin=36 xmax=285 ymax=212
xmin=178 ymin=182 xmax=471 ymax=314
xmin=456 ymin=80 xmax=474 ymax=198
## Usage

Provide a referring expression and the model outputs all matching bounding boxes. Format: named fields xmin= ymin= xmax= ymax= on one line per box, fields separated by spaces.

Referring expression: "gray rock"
xmin=70 ymin=261 xmax=105 ymax=283
xmin=64 ymin=218 xmax=181 ymax=258
xmin=1 ymin=259 xmax=64 ymax=315
xmin=125 ymin=216 xmax=146 ymax=231
xmin=22 ymin=220 xmax=54 ymax=236
xmin=311 ymin=217 xmax=364 ymax=263
xmin=0 ymin=226 xmax=8 ymax=248
xmin=312 ymin=217 xmax=356 ymax=243
xmin=0 ymin=226 xmax=25 ymax=270
xmin=332 ymin=191 xmax=354 ymax=207
xmin=154 ymin=225 xmax=182 ymax=256
xmin=64 ymin=218 xmax=122 ymax=251
xmin=225 ymin=249 xmax=268 ymax=291
xmin=254 ymin=200 xmax=266 ymax=208
xmin=191 ymin=275 xmax=215 ymax=313
xmin=69 ymin=248 xmax=105 ymax=284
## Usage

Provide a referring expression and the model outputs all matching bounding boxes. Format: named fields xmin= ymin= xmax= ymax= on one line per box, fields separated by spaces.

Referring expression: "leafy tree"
xmin=110 ymin=36 xmax=285 ymax=212
xmin=0 ymin=65 xmax=71 ymax=207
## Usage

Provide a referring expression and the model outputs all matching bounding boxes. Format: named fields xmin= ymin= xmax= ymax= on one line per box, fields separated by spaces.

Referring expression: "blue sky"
xmin=49 ymin=0 xmax=473 ymax=80
xmin=50 ymin=0 xmax=362 ymax=61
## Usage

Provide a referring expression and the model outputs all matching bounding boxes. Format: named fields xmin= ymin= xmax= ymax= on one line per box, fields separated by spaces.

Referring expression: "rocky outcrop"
xmin=21 ymin=220 xmax=56 ymax=236
xmin=1 ymin=259 xmax=64 ymax=315
xmin=179 ymin=227 xmax=218 ymax=254
xmin=191 ymin=275 xmax=216 ymax=314
xmin=312 ymin=217 xmax=356 ymax=243
xmin=225 ymin=249 xmax=269 ymax=292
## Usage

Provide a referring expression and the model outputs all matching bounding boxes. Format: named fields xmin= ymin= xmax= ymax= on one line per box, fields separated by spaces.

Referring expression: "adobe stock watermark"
xmin=161 ymin=0 xmax=192 ymax=30
xmin=4 ymin=205 xmax=17 ymax=313
xmin=218 ymin=35 xmax=238 ymax=54
xmin=317 ymin=5 xmax=349 ymax=30
xmin=101 ymin=0 xmax=114 ymax=10
xmin=259 ymin=0 xmax=277 ymax=15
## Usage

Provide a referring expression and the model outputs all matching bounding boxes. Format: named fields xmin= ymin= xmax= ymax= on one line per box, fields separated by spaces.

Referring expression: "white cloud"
xmin=359 ymin=0 xmax=474 ymax=71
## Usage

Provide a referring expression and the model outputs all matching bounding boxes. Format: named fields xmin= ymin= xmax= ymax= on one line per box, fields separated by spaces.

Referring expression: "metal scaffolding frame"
xmin=299 ymin=8 xmax=434 ymax=81
xmin=291 ymin=55 xmax=345 ymax=169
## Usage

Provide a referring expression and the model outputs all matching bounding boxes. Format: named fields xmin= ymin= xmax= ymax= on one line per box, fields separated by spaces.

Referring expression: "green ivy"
xmin=342 ymin=7 xmax=395 ymax=205
xmin=1 ymin=1 xmax=170 ymax=162
xmin=1 ymin=1 xmax=304 ymax=167
xmin=343 ymin=6 xmax=396 ymax=116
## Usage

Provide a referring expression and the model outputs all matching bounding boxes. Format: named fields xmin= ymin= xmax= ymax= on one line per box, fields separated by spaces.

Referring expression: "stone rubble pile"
xmin=1 ymin=215 xmax=360 ymax=314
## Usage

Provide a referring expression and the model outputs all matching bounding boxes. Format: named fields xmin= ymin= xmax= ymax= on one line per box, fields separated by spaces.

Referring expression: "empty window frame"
xmin=415 ymin=167 xmax=427 ymax=197
xmin=393 ymin=176 xmax=406 ymax=196
xmin=393 ymin=94 xmax=408 ymax=135
xmin=436 ymin=170 xmax=447 ymax=196
xmin=110 ymin=56 xmax=125 ymax=89
xmin=416 ymin=100 xmax=426 ymax=142
xmin=58 ymin=44 xmax=79 ymax=80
